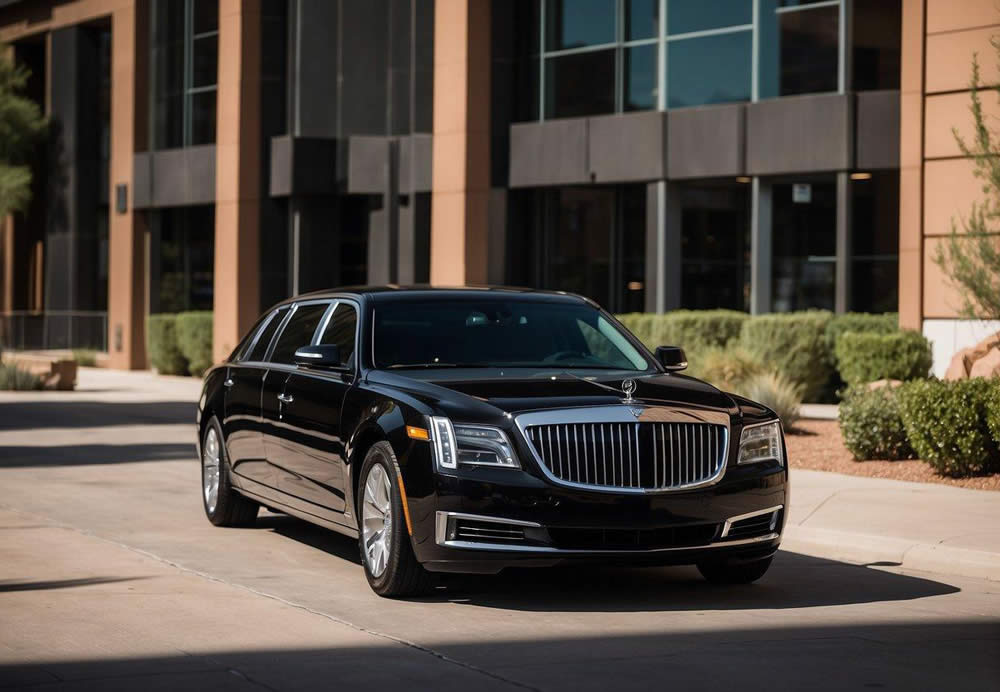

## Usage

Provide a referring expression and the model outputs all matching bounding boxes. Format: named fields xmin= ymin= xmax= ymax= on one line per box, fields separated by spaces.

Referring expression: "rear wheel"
xmin=358 ymin=442 xmax=433 ymax=597
xmin=697 ymin=556 xmax=773 ymax=584
xmin=201 ymin=418 xmax=258 ymax=527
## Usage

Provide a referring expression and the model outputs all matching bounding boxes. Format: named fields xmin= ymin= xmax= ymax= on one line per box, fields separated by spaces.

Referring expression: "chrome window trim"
xmin=719 ymin=504 xmax=783 ymax=539
xmin=514 ymin=405 xmax=730 ymax=495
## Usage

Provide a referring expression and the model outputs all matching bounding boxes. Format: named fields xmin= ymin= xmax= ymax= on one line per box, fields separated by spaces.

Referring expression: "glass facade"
xmin=851 ymin=172 xmax=899 ymax=313
xmin=151 ymin=0 xmax=218 ymax=149
xmin=771 ymin=179 xmax=837 ymax=312
xmin=149 ymin=206 xmax=215 ymax=314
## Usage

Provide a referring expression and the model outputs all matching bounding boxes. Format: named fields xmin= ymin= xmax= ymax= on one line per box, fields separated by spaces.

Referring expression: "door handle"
xmin=277 ymin=393 xmax=294 ymax=404
xmin=224 ymin=378 xmax=235 ymax=388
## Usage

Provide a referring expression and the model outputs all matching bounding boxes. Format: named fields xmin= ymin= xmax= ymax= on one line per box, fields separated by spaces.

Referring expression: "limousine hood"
xmin=368 ymin=369 xmax=739 ymax=420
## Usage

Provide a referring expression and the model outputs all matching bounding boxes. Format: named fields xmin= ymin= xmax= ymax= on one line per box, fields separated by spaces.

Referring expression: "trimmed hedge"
xmin=616 ymin=310 xmax=748 ymax=353
xmin=738 ymin=310 xmax=833 ymax=403
xmin=988 ymin=380 xmax=1000 ymax=451
xmin=898 ymin=378 xmax=1000 ymax=477
xmin=834 ymin=330 xmax=933 ymax=386
xmin=839 ymin=386 xmax=914 ymax=461
xmin=825 ymin=312 xmax=898 ymax=361
xmin=176 ymin=311 xmax=214 ymax=376
xmin=148 ymin=314 xmax=188 ymax=376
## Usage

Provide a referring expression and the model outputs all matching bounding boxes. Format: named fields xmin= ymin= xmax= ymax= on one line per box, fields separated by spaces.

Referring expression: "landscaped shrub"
xmin=175 ymin=311 xmax=214 ymax=376
xmin=147 ymin=314 xmax=188 ymax=375
xmin=688 ymin=346 xmax=765 ymax=392
xmin=0 ymin=360 xmax=43 ymax=390
xmin=987 ymin=379 xmax=1000 ymax=451
xmin=616 ymin=310 xmax=749 ymax=353
xmin=839 ymin=385 xmax=914 ymax=461
xmin=71 ymin=349 xmax=97 ymax=367
xmin=825 ymin=312 xmax=898 ymax=362
xmin=738 ymin=310 xmax=833 ymax=402
xmin=834 ymin=330 xmax=933 ymax=386
xmin=741 ymin=371 xmax=803 ymax=428
xmin=898 ymin=378 xmax=1000 ymax=477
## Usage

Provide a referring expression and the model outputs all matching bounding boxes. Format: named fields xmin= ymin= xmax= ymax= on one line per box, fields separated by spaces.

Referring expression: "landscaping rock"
xmin=944 ymin=331 xmax=1000 ymax=380
xmin=970 ymin=347 xmax=1000 ymax=379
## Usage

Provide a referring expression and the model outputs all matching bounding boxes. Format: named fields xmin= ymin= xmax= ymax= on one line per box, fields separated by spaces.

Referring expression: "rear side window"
xmin=269 ymin=303 xmax=330 ymax=364
xmin=318 ymin=303 xmax=358 ymax=368
xmin=246 ymin=307 xmax=288 ymax=362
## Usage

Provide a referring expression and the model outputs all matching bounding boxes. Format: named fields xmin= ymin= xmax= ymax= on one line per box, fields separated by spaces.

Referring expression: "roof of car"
xmin=286 ymin=285 xmax=596 ymax=306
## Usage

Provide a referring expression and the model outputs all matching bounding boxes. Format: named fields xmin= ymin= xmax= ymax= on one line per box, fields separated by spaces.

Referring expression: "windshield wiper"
xmin=386 ymin=363 xmax=459 ymax=369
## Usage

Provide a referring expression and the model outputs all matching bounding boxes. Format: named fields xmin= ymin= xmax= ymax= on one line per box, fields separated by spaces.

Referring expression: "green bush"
xmin=688 ymin=346 xmax=765 ymax=392
xmin=987 ymin=380 xmax=1000 ymax=451
xmin=898 ymin=378 xmax=1000 ymax=477
xmin=825 ymin=312 xmax=898 ymax=362
xmin=741 ymin=371 xmax=803 ymax=428
xmin=147 ymin=314 xmax=188 ymax=376
xmin=616 ymin=310 xmax=749 ymax=353
xmin=71 ymin=349 xmax=97 ymax=367
xmin=738 ymin=310 xmax=833 ymax=402
xmin=0 ymin=361 xmax=43 ymax=390
xmin=839 ymin=386 xmax=915 ymax=461
xmin=175 ymin=311 xmax=214 ymax=376
xmin=834 ymin=330 xmax=933 ymax=386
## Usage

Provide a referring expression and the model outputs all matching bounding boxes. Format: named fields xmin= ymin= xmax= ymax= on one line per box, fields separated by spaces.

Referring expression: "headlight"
xmin=429 ymin=417 xmax=519 ymax=470
xmin=737 ymin=420 xmax=784 ymax=466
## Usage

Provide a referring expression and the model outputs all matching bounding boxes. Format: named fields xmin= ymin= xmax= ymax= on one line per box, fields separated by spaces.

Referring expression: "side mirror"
xmin=655 ymin=346 xmax=688 ymax=371
xmin=293 ymin=344 xmax=343 ymax=369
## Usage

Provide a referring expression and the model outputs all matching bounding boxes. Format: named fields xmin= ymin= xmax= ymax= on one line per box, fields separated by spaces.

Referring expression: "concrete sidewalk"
xmin=35 ymin=367 xmax=1000 ymax=582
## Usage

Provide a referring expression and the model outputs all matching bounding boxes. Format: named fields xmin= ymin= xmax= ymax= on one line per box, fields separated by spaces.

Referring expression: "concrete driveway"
xmin=1 ymin=369 xmax=998 ymax=691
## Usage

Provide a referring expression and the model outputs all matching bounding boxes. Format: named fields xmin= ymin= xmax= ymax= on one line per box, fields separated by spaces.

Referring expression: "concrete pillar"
xmin=750 ymin=177 xmax=773 ymax=315
xmin=897 ymin=0 xmax=924 ymax=330
xmin=368 ymin=139 xmax=400 ymax=285
xmin=835 ymin=171 xmax=852 ymax=313
xmin=430 ymin=0 xmax=490 ymax=285
xmin=645 ymin=181 xmax=682 ymax=313
xmin=213 ymin=0 xmax=261 ymax=363
xmin=107 ymin=5 xmax=145 ymax=369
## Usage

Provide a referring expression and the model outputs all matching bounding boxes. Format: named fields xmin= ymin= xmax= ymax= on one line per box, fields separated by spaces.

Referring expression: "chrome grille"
xmin=524 ymin=422 xmax=727 ymax=491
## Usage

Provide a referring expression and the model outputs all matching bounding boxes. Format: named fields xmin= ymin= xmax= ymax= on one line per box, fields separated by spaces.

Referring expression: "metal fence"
xmin=0 ymin=311 xmax=108 ymax=352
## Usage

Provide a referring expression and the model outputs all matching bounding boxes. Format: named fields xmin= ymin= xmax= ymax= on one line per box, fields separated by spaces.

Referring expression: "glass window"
xmin=668 ymin=0 xmax=752 ymax=35
xmin=318 ymin=303 xmax=358 ymax=368
xmin=235 ymin=311 xmax=273 ymax=361
xmin=546 ymin=0 xmax=616 ymax=50
xmin=626 ymin=0 xmax=658 ymax=40
xmin=624 ymin=44 xmax=657 ymax=111
xmin=851 ymin=172 xmax=899 ymax=312
xmin=269 ymin=303 xmax=330 ymax=365
xmin=247 ymin=307 xmax=288 ymax=362
xmin=852 ymin=0 xmax=901 ymax=91
xmin=150 ymin=206 xmax=215 ymax=314
xmin=667 ymin=31 xmax=752 ymax=108
xmin=758 ymin=1 xmax=839 ymax=98
xmin=771 ymin=180 xmax=837 ymax=311
xmin=545 ymin=49 xmax=616 ymax=119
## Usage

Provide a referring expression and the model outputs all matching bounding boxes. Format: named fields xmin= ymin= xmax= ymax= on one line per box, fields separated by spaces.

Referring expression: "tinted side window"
xmin=269 ymin=303 xmax=330 ymax=364
xmin=318 ymin=303 xmax=358 ymax=367
xmin=246 ymin=307 xmax=288 ymax=362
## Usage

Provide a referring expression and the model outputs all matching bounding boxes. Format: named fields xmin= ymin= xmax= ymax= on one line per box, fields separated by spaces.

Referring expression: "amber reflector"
xmin=406 ymin=426 xmax=430 ymax=441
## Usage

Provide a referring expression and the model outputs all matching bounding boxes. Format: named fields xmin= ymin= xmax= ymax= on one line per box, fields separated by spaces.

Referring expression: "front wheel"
xmin=358 ymin=442 xmax=433 ymax=597
xmin=697 ymin=556 xmax=774 ymax=584
xmin=201 ymin=417 xmax=258 ymax=527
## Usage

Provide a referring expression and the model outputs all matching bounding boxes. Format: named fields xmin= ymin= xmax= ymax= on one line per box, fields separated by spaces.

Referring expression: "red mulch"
xmin=785 ymin=419 xmax=1000 ymax=491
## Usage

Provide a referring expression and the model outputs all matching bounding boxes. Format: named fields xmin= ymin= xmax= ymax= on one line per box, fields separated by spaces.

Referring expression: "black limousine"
xmin=197 ymin=287 xmax=787 ymax=597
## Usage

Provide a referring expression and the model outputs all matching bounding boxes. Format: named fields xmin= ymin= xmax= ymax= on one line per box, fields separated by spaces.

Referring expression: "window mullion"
xmin=183 ymin=0 xmax=193 ymax=146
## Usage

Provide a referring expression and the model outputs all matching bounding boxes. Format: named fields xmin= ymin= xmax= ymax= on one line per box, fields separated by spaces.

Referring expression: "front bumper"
xmin=406 ymin=460 xmax=787 ymax=574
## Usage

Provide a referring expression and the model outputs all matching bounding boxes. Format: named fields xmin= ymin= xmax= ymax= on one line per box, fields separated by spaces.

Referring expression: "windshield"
xmin=373 ymin=299 xmax=653 ymax=372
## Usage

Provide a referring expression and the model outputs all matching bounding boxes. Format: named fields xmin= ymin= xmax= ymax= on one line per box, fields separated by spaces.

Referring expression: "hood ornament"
xmin=621 ymin=379 xmax=637 ymax=402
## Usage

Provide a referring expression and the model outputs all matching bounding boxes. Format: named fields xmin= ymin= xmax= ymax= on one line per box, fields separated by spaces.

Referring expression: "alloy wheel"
xmin=362 ymin=462 xmax=393 ymax=578
xmin=202 ymin=427 xmax=221 ymax=514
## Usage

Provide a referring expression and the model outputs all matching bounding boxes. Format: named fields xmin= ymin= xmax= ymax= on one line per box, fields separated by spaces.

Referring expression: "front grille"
xmin=524 ymin=422 xmax=727 ymax=491
xmin=547 ymin=524 xmax=719 ymax=551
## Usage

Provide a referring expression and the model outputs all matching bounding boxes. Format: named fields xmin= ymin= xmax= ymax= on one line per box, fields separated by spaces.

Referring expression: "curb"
xmin=780 ymin=525 xmax=1000 ymax=582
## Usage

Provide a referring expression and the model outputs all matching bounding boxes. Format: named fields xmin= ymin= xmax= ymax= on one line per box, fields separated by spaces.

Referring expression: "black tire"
xmin=201 ymin=417 xmax=258 ymax=527
xmin=697 ymin=556 xmax=773 ymax=584
xmin=358 ymin=442 xmax=434 ymax=597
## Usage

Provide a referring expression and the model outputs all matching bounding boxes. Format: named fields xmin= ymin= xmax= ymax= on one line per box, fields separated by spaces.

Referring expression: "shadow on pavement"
xmin=1 ymin=621 xmax=997 ymax=691
xmin=0 ymin=577 xmax=150 ymax=593
xmin=0 ymin=443 xmax=196 ymax=467
xmin=253 ymin=515 xmax=961 ymax=611
xmin=0 ymin=400 xmax=196 ymax=430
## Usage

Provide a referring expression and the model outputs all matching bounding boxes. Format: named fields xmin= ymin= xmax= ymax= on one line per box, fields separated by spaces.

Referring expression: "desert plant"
xmin=147 ymin=314 xmax=188 ymax=376
xmin=741 ymin=371 xmax=804 ymax=429
xmin=175 ymin=311 xmax=213 ymax=376
xmin=897 ymin=378 xmax=999 ymax=477
xmin=71 ymin=349 xmax=97 ymax=367
xmin=688 ymin=346 xmax=765 ymax=392
xmin=739 ymin=310 xmax=833 ymax=402
xmin=838 ymin=386 xmax=915 ymax=461
xmin=932 ymin=45 xmax=1000 ymax=322
xmin=834 ymin=330 xmax=933 ymax=386
xmin=0 ymin=361 xmax=43 ymax=390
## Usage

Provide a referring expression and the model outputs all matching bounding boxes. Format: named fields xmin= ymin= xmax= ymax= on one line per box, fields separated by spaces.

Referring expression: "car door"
xmin=277 ymin=300 xmax=359 ymax=513
xmin=259 ymin=300 xmax=332 ymax=496
xmin=222 ymin=306 xmax=289 ymax=490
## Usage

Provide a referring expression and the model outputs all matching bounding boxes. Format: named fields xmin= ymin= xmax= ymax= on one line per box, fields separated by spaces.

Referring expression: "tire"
xmin=201 ymin=417 xmax=259 ymax=527
xmin=358 ymin=441 xmax=434 ymax=597
xmin=697 ymin=556 xmax=773 ymax=584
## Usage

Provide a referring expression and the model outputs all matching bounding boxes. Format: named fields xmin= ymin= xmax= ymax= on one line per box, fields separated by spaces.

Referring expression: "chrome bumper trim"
xmin=720 ymin=505 xmax=784 ymax=538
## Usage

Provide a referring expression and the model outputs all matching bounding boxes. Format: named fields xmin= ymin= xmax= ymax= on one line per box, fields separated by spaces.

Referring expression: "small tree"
xmin=0 ymin=44 xmax=46 ymax=219
xmin=933 ymin=39 xmax=1000 ymax=322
